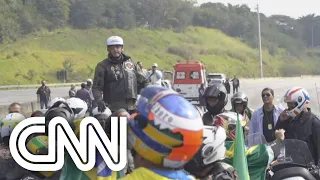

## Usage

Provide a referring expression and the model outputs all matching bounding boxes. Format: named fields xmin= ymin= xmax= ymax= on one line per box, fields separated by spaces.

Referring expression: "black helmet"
xmin=202 ymin=84 xmax=228 ymax=115
xmin=231 ymin=92 xmax=248 ymax=110
xmin=44 ymin=101 xmax=75 ymax=133
xmin=31 ymin=110 xmax=45 ymax=117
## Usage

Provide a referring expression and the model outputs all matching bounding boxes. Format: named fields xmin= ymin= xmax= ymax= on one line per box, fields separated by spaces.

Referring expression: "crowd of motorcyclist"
xmin=1 ymin=35 xmax=320 ymax=180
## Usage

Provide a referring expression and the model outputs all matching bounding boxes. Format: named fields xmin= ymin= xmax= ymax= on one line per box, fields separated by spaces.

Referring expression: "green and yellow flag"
xmin=233 ymin=113 xmax=250 ymax=180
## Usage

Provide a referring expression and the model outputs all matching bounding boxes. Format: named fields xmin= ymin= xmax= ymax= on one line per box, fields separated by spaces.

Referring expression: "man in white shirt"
xmin=137 ymin=61 xmax=148 ymax=77
xmin=146 ymin=63 xmax=163 ymax=86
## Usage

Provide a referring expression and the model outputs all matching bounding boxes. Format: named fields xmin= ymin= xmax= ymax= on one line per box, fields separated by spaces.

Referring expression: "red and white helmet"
xmin=284 ymin=87 xmax=310 ymax=118
xmin=213 ymin=112 xmax=246 ymax=141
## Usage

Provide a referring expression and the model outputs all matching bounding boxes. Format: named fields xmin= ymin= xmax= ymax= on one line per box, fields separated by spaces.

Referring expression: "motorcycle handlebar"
xmin=309 ymin=167 xmax=320 ymax=180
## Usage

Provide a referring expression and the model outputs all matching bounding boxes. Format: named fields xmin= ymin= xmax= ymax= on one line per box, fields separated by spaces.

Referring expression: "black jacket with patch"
xmin=92 ymin=54 xmax=148 ymax=111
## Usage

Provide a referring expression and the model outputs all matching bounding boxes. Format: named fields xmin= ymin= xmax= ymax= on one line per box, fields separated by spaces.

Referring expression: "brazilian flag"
xmin=224 ymin=141 xmax=271 ymax=180
xmin=223 ymin=113 xmax=271 ymax=180
xmin=59 ymin=152 xmax=125 ymax=180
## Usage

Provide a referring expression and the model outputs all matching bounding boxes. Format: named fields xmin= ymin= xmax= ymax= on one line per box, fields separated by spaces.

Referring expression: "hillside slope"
xmin=0 ymin=26 xmax=319 ymax=85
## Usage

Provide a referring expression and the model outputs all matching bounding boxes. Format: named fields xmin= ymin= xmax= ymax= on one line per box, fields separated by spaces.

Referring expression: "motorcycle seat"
xmin=271 ymin=166 xmax=316 ymax=180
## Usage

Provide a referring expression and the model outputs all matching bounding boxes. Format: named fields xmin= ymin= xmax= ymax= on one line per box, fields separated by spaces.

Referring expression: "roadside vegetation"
xmin=0 ymin=0 xmax=319 ymax=85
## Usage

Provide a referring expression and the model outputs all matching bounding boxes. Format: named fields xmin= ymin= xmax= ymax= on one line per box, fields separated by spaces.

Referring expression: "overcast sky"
xmin=197 ymin=0 xmax=320 ymax=19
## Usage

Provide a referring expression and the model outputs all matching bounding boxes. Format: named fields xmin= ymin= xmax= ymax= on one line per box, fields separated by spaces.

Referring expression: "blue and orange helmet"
xmin=128 ymin=86 xmax=204 ymax=168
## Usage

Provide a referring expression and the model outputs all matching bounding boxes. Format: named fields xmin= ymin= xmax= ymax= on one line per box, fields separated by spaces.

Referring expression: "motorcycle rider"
xmin=22 ymin=100 xmax=84 ymax=180
xmin=121 ymin=85 xmax=203 ymax=179
xmin=38 ymin=98 xmax=122 ymax=180
xmin=92 ymin=36 xmax=149 ymax=114
xmin=108 ymin=108 xmax=134 ymax=175
xmin=202 ymin=84 xmax=228 ymax=125
xmin=184 ymin=125 xmax=239 ymax=180
xmin=275 ymin=87 xmax=320 ymax=165
xmin=230 ymin=92 xmax=253 ymax=135
xmin=230 ymin=92 xmax=253 ymax=120
xmin=212 ymin=112 xmax=274 ymax=180
xmin=213 ymin=112 xmax=247 ymax=141
xmin=0 ymin=113 xmax=28 ymax=180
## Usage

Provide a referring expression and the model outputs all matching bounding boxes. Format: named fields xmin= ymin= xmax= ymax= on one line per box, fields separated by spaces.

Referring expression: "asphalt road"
xmin=1 ymin=77 xmax=320 ymax=114
xmin=0 ymin=87 xmax=70 ymax=106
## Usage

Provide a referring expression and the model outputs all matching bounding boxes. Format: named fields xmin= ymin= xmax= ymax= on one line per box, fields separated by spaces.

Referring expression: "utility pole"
xmin=312 ymin=24 xmax=314 ymax=48
xmin=256 ymin=4 xmax=263 ymax=78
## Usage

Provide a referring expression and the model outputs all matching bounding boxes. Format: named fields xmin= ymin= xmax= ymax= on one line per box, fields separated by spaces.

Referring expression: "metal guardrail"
xmin=0 ymin=83 xmax=82 ymax=90
xmin=1 ymin=75 xmax=320 ymax=91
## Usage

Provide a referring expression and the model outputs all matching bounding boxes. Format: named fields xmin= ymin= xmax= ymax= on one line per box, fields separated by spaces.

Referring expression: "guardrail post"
xmin=31 ymin=102 xmax=35 ymax=112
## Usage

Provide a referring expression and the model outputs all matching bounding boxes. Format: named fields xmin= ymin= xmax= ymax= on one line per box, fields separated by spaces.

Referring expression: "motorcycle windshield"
xmin=246 ymin=132 xmax=267 ymax=148
xmin=279 ymin=139 xmax=314 ymax=167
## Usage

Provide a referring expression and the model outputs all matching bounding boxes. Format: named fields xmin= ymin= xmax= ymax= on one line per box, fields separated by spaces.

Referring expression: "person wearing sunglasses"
xmin=248 ymin=87 xmax=284 ymax=143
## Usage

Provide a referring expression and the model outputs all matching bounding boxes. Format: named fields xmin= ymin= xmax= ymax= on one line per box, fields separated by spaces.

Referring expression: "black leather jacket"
xmin=92 ymin=53 xmax=148 ymax=111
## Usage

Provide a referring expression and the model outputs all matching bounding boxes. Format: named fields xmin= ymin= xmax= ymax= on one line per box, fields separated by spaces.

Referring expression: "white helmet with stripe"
xmin=283 ymin=87 xmax=310 ymax=118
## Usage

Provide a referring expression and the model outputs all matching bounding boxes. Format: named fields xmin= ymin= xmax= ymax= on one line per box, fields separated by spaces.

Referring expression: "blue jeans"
xmin=40 ymin=99 xmax=48 ymax=109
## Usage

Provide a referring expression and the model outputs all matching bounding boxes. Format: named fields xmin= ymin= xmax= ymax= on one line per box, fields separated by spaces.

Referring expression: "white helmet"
xmin=87 ymin=79 xmax=93 ymax=83
xmin=184 ymin=126 xmax=226 ymax=175
xmin=48 ymin=97 xmax=66 ymax=109
xmin=92 ymin=106 xmax=112 ymax=118
xmin=66 ymin=97 xmax=88 ymax=120
xmin=284 ymin=87 xmax=310 ymax=118
xmin=1 ymin=113 xmax=26 ymax=138
xmin=106 ymin=36 xmax=124 ymax=46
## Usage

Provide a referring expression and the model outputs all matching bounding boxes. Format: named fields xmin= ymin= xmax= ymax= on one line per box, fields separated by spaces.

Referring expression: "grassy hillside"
xmin=0 ymin=26 xmax=320 ymax=85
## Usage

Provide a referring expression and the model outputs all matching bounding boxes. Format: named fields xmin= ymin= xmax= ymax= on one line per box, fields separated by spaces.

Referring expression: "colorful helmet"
xmin=66 ymin=97 xmax=88 ymax=120
xmin=184 ymin=126 xmax=227 ymax=178
xmin=213 ymin=112 xmax=246 ymax=141
xmin=48 ymin=97 xmax=66 ymax=109
xmin=231 ymin=92 xmax=248 ymax=109
xmin=26 ymin=135 xmax=55 ymax=178
xmin=284 ymin=87 xmax=310 ymax=118
xmin=1 ymin=113 xmax=25 ymax=145
xmin=106 ymin=36 xmax=124 ymax=46
xmin=128 ymin=85 xmax=204 ymax=168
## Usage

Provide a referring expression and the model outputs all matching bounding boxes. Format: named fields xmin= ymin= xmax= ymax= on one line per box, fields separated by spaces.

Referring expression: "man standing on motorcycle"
xmin=92 ymin=36 xmax=149 ymax=114
xmin=275 ymin=87 xmax=320 ymax=165
xmin=202 ymin=84 xmax=229 ymax=125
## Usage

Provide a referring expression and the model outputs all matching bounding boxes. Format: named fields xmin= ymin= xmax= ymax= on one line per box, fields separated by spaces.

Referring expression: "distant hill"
xmin=1 ymin=26 xmax=320 ymax=85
